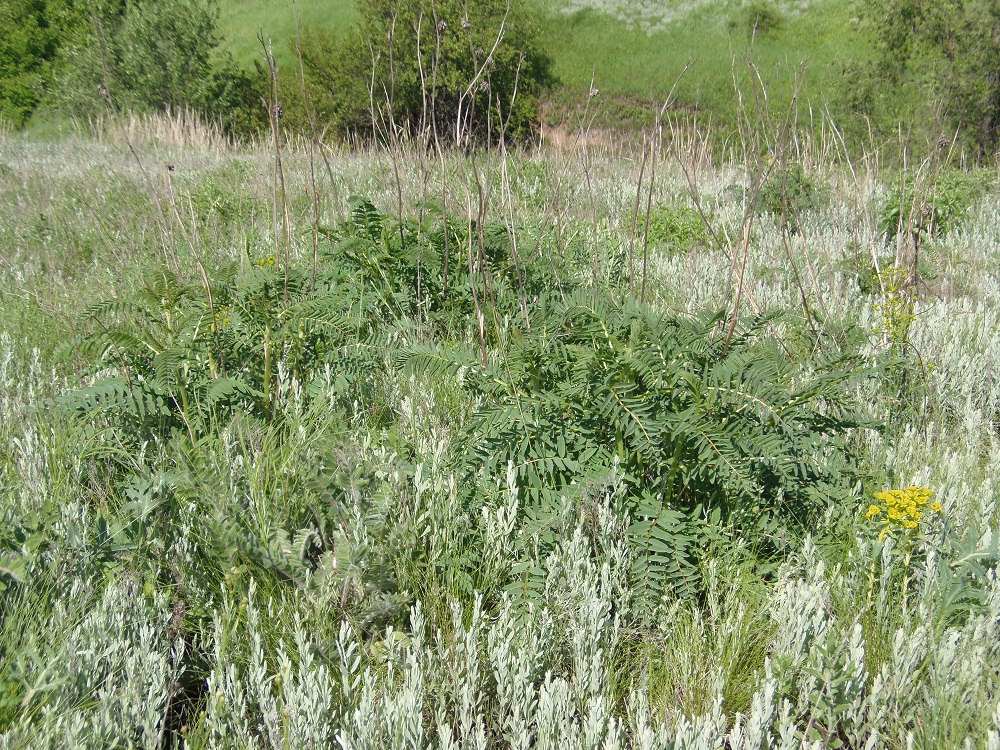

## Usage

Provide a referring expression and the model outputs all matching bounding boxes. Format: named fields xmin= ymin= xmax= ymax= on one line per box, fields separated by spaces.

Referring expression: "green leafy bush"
xmin=728 ymin=0 xmax=785 ymax=38
xmin=862 ymin=0 xmax=1000 ymax=155
xmin=400 ymin=293 xmax=870 ymax=603
xmin=58 ymin=263 xmax=371 ymax=439
xmin=757 ymin=162 xmax=823 ymax=229
xmin=57 ymin=196 xmax=565 ymax=443
xmin=326 ymin=196 xmax=573 ymax=330
xmin=296 ymin=0 xmax=553 ymax=143
xmin=879 ymin=168 xmax=993 ymax=241
xmin=51 ymin=0 xmax=266 ymax=137
xmin=0 ymin=0 xmax=60 ymax=127
xmin=646 ymin=204 xmax=709 ymax=255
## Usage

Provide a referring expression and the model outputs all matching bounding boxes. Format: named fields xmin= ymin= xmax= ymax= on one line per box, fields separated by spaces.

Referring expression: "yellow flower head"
xmin=865 ymin=485 xmax=937 ymax=538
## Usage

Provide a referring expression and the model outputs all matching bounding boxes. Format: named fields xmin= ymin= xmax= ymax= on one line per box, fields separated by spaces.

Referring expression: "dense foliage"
xmin=0 ymin=0 xmax=84 ymax=127
xmin=54 ymin=0 xmax=266 ymax=136
xmin=0 ymin=0 xmax=265 ymax=135
xmin=402 ymin=294 xmax=868 ymax=599
xmin=858 ymin=0 xmax=1000 ymax=155
xmin=295 ymin=0 xmax=553 ymax=143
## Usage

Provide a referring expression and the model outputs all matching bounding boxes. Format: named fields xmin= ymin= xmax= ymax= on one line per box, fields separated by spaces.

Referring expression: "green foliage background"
xmin=4 ymin=0 xmax=1000 ymax=155
xmin=854 ymin=0 xmax=1000 ymax=154
xmin=292 ymin=0 xmax=552 ymax=143
xmin=0 ymin=0 xmax=87 ymax=127
xmin=0 ymin=0 xmax=266 ymax=136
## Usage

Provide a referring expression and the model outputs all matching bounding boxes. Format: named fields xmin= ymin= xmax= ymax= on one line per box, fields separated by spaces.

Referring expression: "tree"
xmin=297 ymin=0 xmax=553 ymax=144
xmin=0 ymin=0 xmax=79 ymax=127
xmin=863 ymin=0 xmax=1000 ymax=155
xmin=50 ymin=0 xmax=266 ymax=137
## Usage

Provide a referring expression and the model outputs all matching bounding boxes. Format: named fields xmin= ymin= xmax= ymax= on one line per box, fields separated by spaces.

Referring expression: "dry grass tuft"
xmin=84 ymin=107 xmax=237 ymax=153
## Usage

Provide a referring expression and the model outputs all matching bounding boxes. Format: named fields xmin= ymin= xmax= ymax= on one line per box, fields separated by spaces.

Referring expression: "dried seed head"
xmin=437 ymin=20 xmax=447 ymax=32
xmin=462 ymin=17 xmax=471 ymax=29
xmin=171 ymin=599 xmax=185 ymax=632
xmin=167 ymin=599 xmax=185 ymax=639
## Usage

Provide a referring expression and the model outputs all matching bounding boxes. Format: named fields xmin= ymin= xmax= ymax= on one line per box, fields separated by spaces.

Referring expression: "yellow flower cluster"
xmin=255 ymin=255 xmax=278 ymax=268
xmin=865 ymin=486 xmax=941 ymax=537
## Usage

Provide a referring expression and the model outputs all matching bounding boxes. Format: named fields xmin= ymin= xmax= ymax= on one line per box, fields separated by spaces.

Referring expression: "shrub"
xmin=0 ymin=0 xmax=57 ymax=127
xmin=757 ymin=162 xmax=822 ymax=229
xmin=400 ymin=294 xmax=870 ymax=603
xmin=56 ymin=196 xmax=564 ymax=442
xmin=57 ymin=263 xmax=366 ymax=439
xmin=646 ymin=204 xmax=709 ymax=255
xmin=879 ymin=168 xmax=993 ymax=241
xmin=296 ymin=0 xmax=553 ymax=144
xmin=863 ymin=0 xmax=1000 ymax=155
xmin=50 ymin=0 xmax=266 ymax=137
xmin=325 ymin=196 xmax=573 ymax=328
xmin=0 ymin=0 xmax=102 ymax=128
xmin=728 ymin=0 xmax=785 ymax=39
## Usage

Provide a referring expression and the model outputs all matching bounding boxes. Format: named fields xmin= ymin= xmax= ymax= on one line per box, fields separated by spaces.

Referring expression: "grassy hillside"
xmin=216 ymin=0 xmax=872 ymax=128
xmin=534 ymin=0 xmax=870 ymax=126
xmin=216 ymin=0 xmax=357 ymax=66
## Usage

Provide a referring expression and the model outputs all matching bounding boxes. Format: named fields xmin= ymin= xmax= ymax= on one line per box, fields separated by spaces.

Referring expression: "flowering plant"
xmin=873 ymin=265 xmax=916 ymax=349
xmin=865 ymin=486 xmax=941 ymax=538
